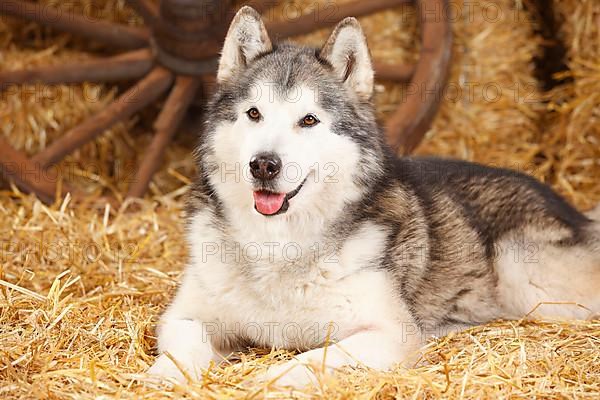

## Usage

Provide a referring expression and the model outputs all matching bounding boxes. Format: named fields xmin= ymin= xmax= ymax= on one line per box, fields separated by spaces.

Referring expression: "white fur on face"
xmin=207 ymin=81 xmax=363 ymax=230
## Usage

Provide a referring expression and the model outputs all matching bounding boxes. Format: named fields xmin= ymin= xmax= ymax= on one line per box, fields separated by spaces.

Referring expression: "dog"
xmin=147 ymin=6 xmax=600 ymax=388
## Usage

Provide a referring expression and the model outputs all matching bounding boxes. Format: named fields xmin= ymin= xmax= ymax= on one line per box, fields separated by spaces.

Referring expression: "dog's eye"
xmin=246 ymin=107 xmax=261 ymax=122
xmin=300 ymin=114 xmax=319 ymax=127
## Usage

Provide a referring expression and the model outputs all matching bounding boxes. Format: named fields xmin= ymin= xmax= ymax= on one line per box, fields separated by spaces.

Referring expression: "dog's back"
xmin=373 ymin=156 xmax=600 ymax=326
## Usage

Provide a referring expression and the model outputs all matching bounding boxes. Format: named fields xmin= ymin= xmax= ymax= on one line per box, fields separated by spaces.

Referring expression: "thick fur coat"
xmin=148 ymin=7 xmax=600 ymax=387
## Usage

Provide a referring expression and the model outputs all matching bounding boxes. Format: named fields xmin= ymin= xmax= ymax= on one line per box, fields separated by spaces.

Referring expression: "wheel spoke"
xmin=127 ymin=75 xmax=200 ymax=198
xmin=374 ymin=62 xmax=415 ymax=82
xmin=0 ymin=137 xmax=60 ymax=203
xmin=0 ymin=49 xmax=153 ymax=88
xmin=385 ymin=0 xmax=452 ymax=154
xmin=1 ymin=0 xmax=150 ymax=49
xmin=31 ymin=67 xmax=174 ymax=168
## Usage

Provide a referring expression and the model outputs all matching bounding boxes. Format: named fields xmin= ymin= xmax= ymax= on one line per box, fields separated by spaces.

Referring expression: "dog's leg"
xmin=147 ymin=318 xmax=221 ymax=382
xmin=147 ymin=277 xmax=226 ymax=382
xmin=262 ymin=326 xmax=423 ymax=388
xmin=495 ymin=232 xmax=600 ymax=320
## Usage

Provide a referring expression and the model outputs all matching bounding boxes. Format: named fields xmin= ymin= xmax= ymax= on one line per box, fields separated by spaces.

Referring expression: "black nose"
xmin=249 ymin=153 xmax=282 ymax=181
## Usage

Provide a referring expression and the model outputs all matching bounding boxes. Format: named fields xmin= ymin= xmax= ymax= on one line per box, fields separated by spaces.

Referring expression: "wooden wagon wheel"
xmin=0 ymin=0 xmax=452 ymax=204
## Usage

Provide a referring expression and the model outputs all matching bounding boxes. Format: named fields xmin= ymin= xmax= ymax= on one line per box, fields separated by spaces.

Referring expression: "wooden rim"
xmin=385 ymin=0 xmax=452 ymax=155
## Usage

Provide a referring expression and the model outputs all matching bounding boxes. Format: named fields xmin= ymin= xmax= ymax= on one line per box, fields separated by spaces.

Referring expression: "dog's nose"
xmin=249 ymin=153 xmax=282 ymax=181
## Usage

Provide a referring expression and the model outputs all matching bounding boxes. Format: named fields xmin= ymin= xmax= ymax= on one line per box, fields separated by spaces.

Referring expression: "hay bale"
xmin=414 ymin=1 xmax=545 ymax=179
xmin=541 ymin=0 xmax=600 ymax=209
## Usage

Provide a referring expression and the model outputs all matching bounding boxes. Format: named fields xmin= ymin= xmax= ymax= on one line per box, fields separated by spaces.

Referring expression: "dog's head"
xmin=198 ymin=6 xmax=385 ymax=222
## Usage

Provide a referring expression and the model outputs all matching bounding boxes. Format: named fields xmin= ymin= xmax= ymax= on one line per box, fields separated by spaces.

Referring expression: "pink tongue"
xmin=253 ymin=191 xmax=286 ymax=215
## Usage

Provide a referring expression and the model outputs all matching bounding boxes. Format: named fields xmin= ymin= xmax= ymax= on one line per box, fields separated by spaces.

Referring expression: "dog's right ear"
xmin=217 ymin=6 xmax=272 ymax=83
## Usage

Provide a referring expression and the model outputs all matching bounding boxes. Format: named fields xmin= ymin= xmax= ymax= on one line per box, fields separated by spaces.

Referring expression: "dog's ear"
xmin=319 ymin=18 xmax=374 ymax=100
xmin=217 ymin=6 xmax=272 ymax=83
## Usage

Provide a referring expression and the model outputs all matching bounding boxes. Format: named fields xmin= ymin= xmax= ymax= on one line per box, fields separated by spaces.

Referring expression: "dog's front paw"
xmin=146 ymin=353 xmax=201 ymax=384
xmin=261 ymin=360 xmax=321 ymax=389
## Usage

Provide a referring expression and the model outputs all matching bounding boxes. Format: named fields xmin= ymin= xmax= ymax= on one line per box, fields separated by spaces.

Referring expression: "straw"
xmin=1 ymin=1 xmax=598 ymax=398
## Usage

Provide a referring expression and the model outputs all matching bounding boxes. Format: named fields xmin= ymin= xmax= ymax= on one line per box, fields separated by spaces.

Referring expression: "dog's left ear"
xmin=217 ymin=6 xmax=272 ymax=83
xmin=319 ymin=18 xmax=374 ymax=100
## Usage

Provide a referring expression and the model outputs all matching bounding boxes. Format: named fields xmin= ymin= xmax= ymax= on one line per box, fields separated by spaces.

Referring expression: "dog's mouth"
xmin=253 ymin=176 xmax=308 ymax=216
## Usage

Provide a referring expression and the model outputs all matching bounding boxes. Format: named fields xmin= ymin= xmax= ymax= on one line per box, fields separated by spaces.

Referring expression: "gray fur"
xmin=150 ymin=8 xmax=600 ymax=386
xmin=192 ymin=40 xmax=597 ymax=328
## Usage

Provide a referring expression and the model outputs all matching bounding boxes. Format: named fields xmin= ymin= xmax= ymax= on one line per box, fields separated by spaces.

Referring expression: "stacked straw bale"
xmin=415 ymin=1 xmax=545 ymax=171
xmin=0 ymin=0 xmax=598 ymax=398
xmin=541 ymin=0 xmax=600 ymax=209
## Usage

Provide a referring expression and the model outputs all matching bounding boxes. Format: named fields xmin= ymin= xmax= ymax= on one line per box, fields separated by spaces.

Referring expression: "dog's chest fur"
xmin=186 ymin=211 xmax=401 ymax=350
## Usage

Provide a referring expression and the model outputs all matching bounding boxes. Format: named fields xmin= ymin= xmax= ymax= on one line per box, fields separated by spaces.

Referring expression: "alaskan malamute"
xmin=148 ymin=6 xmax=600 ymax=387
